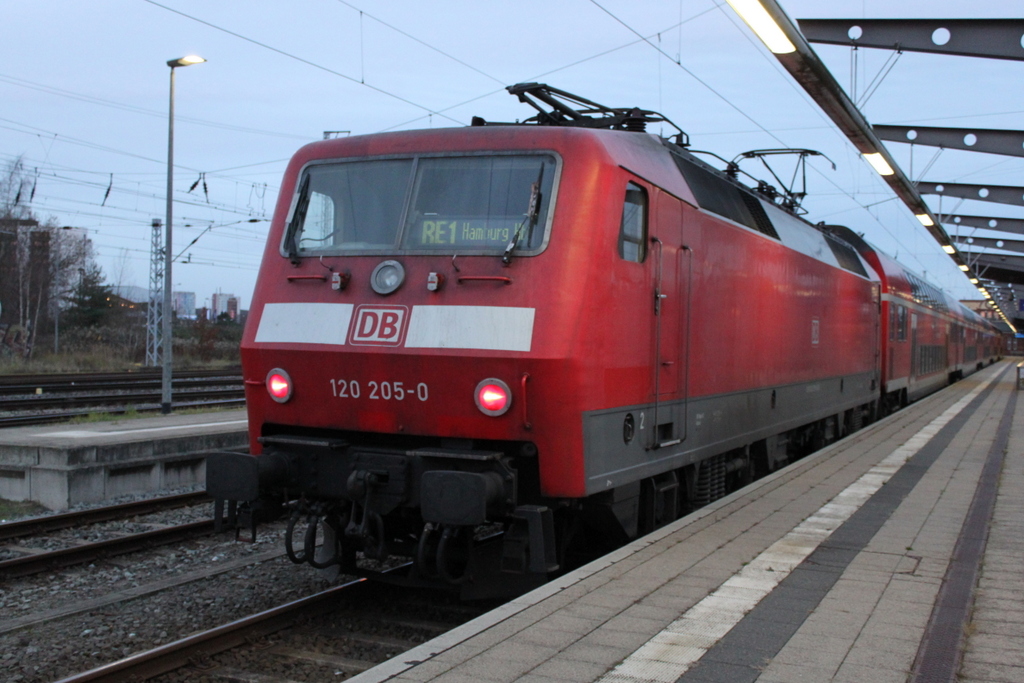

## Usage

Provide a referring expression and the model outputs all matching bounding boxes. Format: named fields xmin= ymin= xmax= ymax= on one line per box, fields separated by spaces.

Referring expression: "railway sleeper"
xmin=206 ymin=666 xmax=310 ymax=683
xmin=268 ymin=646 xmax=375 ymax=674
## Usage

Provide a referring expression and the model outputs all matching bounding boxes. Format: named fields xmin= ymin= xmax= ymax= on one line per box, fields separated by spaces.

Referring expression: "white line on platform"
xmin=598 ymin=372 xmax=999 ymax=683
xmin=37 ymin=420 xmax=248 ymax=438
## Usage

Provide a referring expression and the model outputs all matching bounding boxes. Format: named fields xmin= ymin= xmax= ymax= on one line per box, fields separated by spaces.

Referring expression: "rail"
xmin=0 ymin=397 xmax=246 ymax=428
xmin=0 ymin=520 xmax=217 ymax=579
xmin=0 ymin=369 xmax=245 ymax=427
xmin=0 ymin=368 xmax=241 ymax=394
xmin=51 ymin=575 xmax=382 ymax=683
xmin=1 ymin=388 xmax=243 ymax=411
xmin=0 ymin=491 xmax=208 ymax=542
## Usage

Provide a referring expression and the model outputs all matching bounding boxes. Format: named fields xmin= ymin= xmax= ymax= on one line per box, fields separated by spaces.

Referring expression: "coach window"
xmin=897 ymin=305 xmax=908 ymax=341
xmin=619 ymin=182 xmax=647 ymax=262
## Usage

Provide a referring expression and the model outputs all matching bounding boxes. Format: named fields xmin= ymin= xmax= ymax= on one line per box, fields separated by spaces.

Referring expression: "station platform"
xmin=0 ymin=409 xmax=247 ymax=510
xmin=352 ymin=361 xmax=1022 ymax=683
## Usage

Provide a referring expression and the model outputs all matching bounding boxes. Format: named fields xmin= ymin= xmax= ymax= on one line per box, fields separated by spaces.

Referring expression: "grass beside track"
xmin=0 ymin=499 xmax=46 ymax=521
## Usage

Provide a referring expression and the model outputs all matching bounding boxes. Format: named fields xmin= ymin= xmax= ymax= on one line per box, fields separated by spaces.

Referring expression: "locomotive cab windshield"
xmin=284 ymin=153 xmax=558 ymax=258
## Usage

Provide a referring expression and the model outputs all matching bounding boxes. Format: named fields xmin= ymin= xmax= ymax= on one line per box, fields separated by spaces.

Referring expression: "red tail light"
xmin=266 ymin=368 xmax=293 ymax=403
xmin=475 ymin=378 xmax=511 ymax=416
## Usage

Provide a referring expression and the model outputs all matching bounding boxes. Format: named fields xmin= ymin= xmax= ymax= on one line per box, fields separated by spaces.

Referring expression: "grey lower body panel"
xmin=582 ymin=372 xmax=877 ymax=495
xmin=908 ymin=373 xmax=949 ymax=402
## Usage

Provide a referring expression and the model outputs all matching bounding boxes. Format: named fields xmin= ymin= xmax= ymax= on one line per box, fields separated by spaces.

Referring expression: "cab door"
xmin=650 ymin=188 xmax=687 ymax=447
xmin=652 ymin=190 xmax=682 ymax=397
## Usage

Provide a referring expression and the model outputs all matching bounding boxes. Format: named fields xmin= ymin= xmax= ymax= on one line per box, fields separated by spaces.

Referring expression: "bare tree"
xmin=0 ymin=156 xmax=33 ymax=220
xmin=1 ymin=157 xmax=39 ymax=353
xmin=1 ymin=158 xmax=91 ymax=357
xmin=109 ymin=247 xmax=136 ymax=293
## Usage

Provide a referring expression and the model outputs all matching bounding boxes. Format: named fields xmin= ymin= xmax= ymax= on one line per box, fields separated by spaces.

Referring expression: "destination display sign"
xmin=406 ymin=218 xmax=518 ymax=248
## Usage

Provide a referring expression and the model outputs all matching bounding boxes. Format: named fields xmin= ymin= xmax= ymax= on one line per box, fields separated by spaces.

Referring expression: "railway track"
xmin=53 ymin=579 xmax=374 ymax=683
xmin=0 ymin=368 xmax=244 ymax=427
xmin=1 ymin=495 xmax=497 ymax=683
xmin=0 ymin=491 xmax=208 ymax=542
xmin=1 ymin=388 xmax=244 ymax=412
xmin=0 ymin=491 xmax=217 ymax=579
xmin=0 ymin=520 xmax=218 ymax=579
xmin=0 ymin=482 xmax=493 ymax=683
xmin=0 ymin=368 xmax=242 ymax=395
xmin=53 ymin=571 xmax=491 ymax=683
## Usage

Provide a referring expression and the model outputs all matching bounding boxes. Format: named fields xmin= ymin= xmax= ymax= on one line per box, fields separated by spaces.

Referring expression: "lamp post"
xmin=163 ymin=55 xmax=205 ymax=414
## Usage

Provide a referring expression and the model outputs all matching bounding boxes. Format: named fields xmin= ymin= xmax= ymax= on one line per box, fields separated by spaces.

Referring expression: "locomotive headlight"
xmin=266 ymin=368 xmax=293 ymax=403
xmin=475 ymin=378 xmax=512 ymax=416
xmin=371 ymin=260 xmax=406 ymax=295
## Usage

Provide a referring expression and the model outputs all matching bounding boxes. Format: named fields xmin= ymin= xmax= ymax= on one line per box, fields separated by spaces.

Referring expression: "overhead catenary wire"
xmin=27 ymin=168 xmax=270 ymax=220
xmin=0 ymin=117 xmax=287 ymax=192
xmin=334 ymin=0 xmax=508 ymax=86
xmin=142 ymin=0 xmax=466 ymax=127
xmin=378 ymin=8 xmax=719 ymax=133
xmin=856 ymin=49 xmax=904 ymax=109
xmin=173 ymin=219 xmax=266 ymax=262
xmin=0 ymin=150 xmax=285 ymax=184
xmin=0 ymin=72 xmax=310 ymax=141
xmin=589 ymin=0 xmax=789 ymax=144
xmin=1 ymin=141 xmax=281 ymax=229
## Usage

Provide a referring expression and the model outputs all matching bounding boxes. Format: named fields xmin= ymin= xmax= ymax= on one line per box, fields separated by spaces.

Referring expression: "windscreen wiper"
xmin=285 ymin=174 xmax=311 ymax=265
xmin=502 ymin=167 xmax=543 ymax=265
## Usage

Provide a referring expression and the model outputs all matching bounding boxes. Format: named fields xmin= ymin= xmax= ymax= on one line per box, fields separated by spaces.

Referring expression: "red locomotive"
xmin=207 ymin=84 xmax=999 ymax=596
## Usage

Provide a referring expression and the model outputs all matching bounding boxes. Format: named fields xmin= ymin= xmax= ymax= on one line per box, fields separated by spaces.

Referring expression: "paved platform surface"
xmin=351 ymin=362 xmax=1022 ymax=683
xmin=0 ymin=409 xmax=247 ymax=509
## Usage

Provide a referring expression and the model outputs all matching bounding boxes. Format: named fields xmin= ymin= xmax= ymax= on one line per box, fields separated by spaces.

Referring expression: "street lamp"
xmin=163 ymin=54 xmax=205 ymax=414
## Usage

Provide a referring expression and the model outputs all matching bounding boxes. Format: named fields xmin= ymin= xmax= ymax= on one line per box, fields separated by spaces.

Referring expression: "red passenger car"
xmin=207 ymin=85 xmax=998 ymax=594
xmin=835 ymin=229 xmax=1000 ymax=413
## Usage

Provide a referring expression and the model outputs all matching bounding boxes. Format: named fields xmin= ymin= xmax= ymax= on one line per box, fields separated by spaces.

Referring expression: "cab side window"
xmin=619 ymin=182 xmax=647 ymax=262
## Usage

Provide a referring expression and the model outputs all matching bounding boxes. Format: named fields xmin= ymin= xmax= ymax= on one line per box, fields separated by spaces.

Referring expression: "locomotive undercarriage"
xmin=206 ymin=430 xmax=561 ymax=598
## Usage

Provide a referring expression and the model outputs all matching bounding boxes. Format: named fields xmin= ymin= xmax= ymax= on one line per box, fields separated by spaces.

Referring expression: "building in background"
xmin=173 ymin=291 xmax=196 ymax=319
xmin=112 ymin=285 xmax=150 ymax=304
xmin=1 ymin=220 xmax=91 ymax=355
xmin=211 ymin=291 xmax=239 ymax=320
xmin=962 ymin=299 xmax=1002 ymax=323
xmin=0 ymin=218 xmax=49 ymax=327
xmin=962 ymin=298 xmax=1019 ymax=354
xmin=114 ymin=287 xmax=195 ymax=319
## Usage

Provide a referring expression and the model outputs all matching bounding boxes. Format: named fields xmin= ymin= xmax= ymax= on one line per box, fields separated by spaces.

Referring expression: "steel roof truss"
xmin=955 ymin=236 xmax=1024 ymax=256
xmin=797 ymin=19 xmax=1024 ymax=61
xmin=874 ymin=125 xmax=1024 ymax=158
xmin=942 ymin=215 xmax=1024 ymax=235
xmin=918 ymin=182 xmax=1024 ymax=208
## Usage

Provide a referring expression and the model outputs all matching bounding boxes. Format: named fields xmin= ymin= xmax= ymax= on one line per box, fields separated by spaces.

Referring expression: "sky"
xmin=2 ymin=1 xmax=1022 ymax=311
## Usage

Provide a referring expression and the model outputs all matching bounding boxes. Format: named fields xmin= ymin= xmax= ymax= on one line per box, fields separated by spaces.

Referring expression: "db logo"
xmin=348 ymin=305 xmax=409 ymax=346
